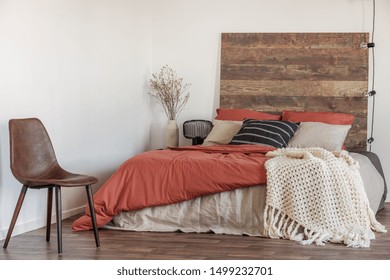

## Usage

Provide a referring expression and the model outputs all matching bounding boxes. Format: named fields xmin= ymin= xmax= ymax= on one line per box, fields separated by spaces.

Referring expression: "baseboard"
xmin=0 ymin=205 xmax=85 ymax=241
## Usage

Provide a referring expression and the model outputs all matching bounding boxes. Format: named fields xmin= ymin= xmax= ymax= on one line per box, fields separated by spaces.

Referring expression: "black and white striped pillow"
xmin=230 ymin=119 xmax=299 ymax=148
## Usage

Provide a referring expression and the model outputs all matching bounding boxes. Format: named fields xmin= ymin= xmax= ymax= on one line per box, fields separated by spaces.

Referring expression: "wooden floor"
xmin=1 ymin=204 xmax=390 ymax=260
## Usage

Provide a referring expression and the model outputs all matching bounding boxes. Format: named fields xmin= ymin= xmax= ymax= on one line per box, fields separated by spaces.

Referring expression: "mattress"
xmin=105 ymin=151 xmax=387 ymax=236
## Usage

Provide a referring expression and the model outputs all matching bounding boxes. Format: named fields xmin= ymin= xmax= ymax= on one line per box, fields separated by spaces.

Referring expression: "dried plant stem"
xmin=149 ymin=65 xmax=190 ymax=120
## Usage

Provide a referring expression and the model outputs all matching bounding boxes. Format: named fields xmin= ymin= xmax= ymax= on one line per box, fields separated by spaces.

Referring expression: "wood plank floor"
xmin=1 ymin=204 xmax=390 ymax=260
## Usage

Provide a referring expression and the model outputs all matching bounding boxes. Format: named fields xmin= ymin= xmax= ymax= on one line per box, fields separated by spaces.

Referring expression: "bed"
xmin=72 ymin=123 xmax=387 ymax=247
xmin=73 ymin=33 xmax=387 ymax=247
xmin=103 ymin=149 xmax=386 ymax=237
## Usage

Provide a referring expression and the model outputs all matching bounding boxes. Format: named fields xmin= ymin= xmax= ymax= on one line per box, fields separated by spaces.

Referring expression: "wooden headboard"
xmin=220 ymin=33 xmax=369 ymax=151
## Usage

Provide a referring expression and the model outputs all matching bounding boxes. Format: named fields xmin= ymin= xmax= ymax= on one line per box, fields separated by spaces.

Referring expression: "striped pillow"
xmin=230 ymin=119 xmax=299 ymax=148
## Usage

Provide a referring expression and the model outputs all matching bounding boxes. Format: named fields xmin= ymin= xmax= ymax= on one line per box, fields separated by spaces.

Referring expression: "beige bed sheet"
xmin=104 ymin=153 xmax=385 ymax=236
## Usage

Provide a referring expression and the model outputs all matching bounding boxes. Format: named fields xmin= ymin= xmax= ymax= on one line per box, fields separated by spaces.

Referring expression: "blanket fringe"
xmin=367 ymin=205 xmax=387 ymax=233
xmin=263 ymin=205 xmax=385 ymax=248
xmin=263 ymin=205 xmax=304 ymax=242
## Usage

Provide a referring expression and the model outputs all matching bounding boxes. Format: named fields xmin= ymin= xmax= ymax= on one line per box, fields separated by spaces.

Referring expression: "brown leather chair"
xmin=3 ymin=118 xmax=100 ymax=254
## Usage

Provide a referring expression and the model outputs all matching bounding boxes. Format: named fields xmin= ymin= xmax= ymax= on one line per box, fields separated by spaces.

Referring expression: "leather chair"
xmin=3 ymin=118 xmax=100 ymax=254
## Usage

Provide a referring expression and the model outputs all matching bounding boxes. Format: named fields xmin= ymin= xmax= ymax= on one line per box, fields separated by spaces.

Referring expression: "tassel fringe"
xmin=264 ymin=205 xmax=385 ymax=248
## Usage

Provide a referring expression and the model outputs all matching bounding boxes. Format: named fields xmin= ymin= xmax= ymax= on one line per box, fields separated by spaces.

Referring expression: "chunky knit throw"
xmin=264 ymin=148 xmax=386 ymax=248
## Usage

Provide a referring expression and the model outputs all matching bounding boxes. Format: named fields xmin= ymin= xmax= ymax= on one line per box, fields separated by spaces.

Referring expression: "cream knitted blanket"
xmin=264 ymin=148 xmax=386 ymax=248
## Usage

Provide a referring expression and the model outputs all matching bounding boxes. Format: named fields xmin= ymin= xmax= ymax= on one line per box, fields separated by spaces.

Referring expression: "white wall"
xmin=0 ymin=0 xmax=389 ymax=240
xmin=150 ymin=0 xmax=390 ymax=200
xmin=0 ymin=0 xmax=152 ymax=239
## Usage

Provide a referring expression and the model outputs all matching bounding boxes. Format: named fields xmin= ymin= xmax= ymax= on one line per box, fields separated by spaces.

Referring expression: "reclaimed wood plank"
xmin=220 ymin=95 xmax=367 ymax=114
xmin=221 ymin=48 xmax=368 ymax=66
xmin=221 ymin=33 xmax=368 ymax=49
xmin=221 ymin=64 xmax=368 ymax=81
xmin=220 ymin=80 xmax=368 ymax=97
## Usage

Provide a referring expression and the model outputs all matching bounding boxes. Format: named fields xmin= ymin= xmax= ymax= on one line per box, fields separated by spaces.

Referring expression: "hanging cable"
xmin=367 ymin=0 xmax=376 ymax=151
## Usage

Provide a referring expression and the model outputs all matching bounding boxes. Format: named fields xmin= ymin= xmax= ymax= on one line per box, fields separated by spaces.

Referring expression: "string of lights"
xmin=366 ymin=0 xmax=376 ymax=151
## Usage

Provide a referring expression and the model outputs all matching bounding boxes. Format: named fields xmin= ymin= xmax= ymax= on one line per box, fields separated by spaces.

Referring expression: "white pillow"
xmin=203 ymin=119 xmax=243 ymax=146
xmin=287 ymin=122 xmax=351 ymax=151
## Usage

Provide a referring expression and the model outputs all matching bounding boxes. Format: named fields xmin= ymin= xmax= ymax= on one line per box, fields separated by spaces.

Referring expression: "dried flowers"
xmin=149 ymin=65 xmax=190 ymax=120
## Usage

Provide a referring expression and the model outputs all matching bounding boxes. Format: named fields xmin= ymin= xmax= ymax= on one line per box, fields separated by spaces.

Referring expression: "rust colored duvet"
xmin=72 ymin=144 xmax=274 ymax=231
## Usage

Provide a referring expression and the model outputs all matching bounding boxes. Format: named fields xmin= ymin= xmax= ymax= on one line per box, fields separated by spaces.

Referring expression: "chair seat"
xmin=14 ymin=164 xmax=98 ymax=187
xmin=29 ymin=173 xmax=98 ymax=188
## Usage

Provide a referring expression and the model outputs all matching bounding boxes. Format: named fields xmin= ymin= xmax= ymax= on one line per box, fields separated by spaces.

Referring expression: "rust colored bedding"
xmin=72 ymin=144 xmax=275 ymax=231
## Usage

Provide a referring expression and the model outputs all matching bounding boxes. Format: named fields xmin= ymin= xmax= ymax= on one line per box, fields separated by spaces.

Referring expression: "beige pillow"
xmin=203 ymin=119 xmax=243 ymax=146
xmin=287 ymin=122 xmax=351 ymax=151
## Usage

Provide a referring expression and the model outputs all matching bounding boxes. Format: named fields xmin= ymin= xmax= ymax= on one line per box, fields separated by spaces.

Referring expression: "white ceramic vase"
xmin=165 ymin=120 xmax=179 ymax=148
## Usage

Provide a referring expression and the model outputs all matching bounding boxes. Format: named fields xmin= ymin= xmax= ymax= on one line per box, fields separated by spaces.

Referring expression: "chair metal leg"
xmin=3 ymin=185 xmax=28 ymax=249
xmin=86 ymin=185 xmax=100 ymax=247
xmin=46 ymin=187 xmax=53 ymax=242
xmin=55 ymin=186 xmax=62 ymax=254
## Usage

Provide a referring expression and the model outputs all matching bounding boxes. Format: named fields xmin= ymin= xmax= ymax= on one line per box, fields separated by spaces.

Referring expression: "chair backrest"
xmin=9 ymin=118 xmax=58 ymax=184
